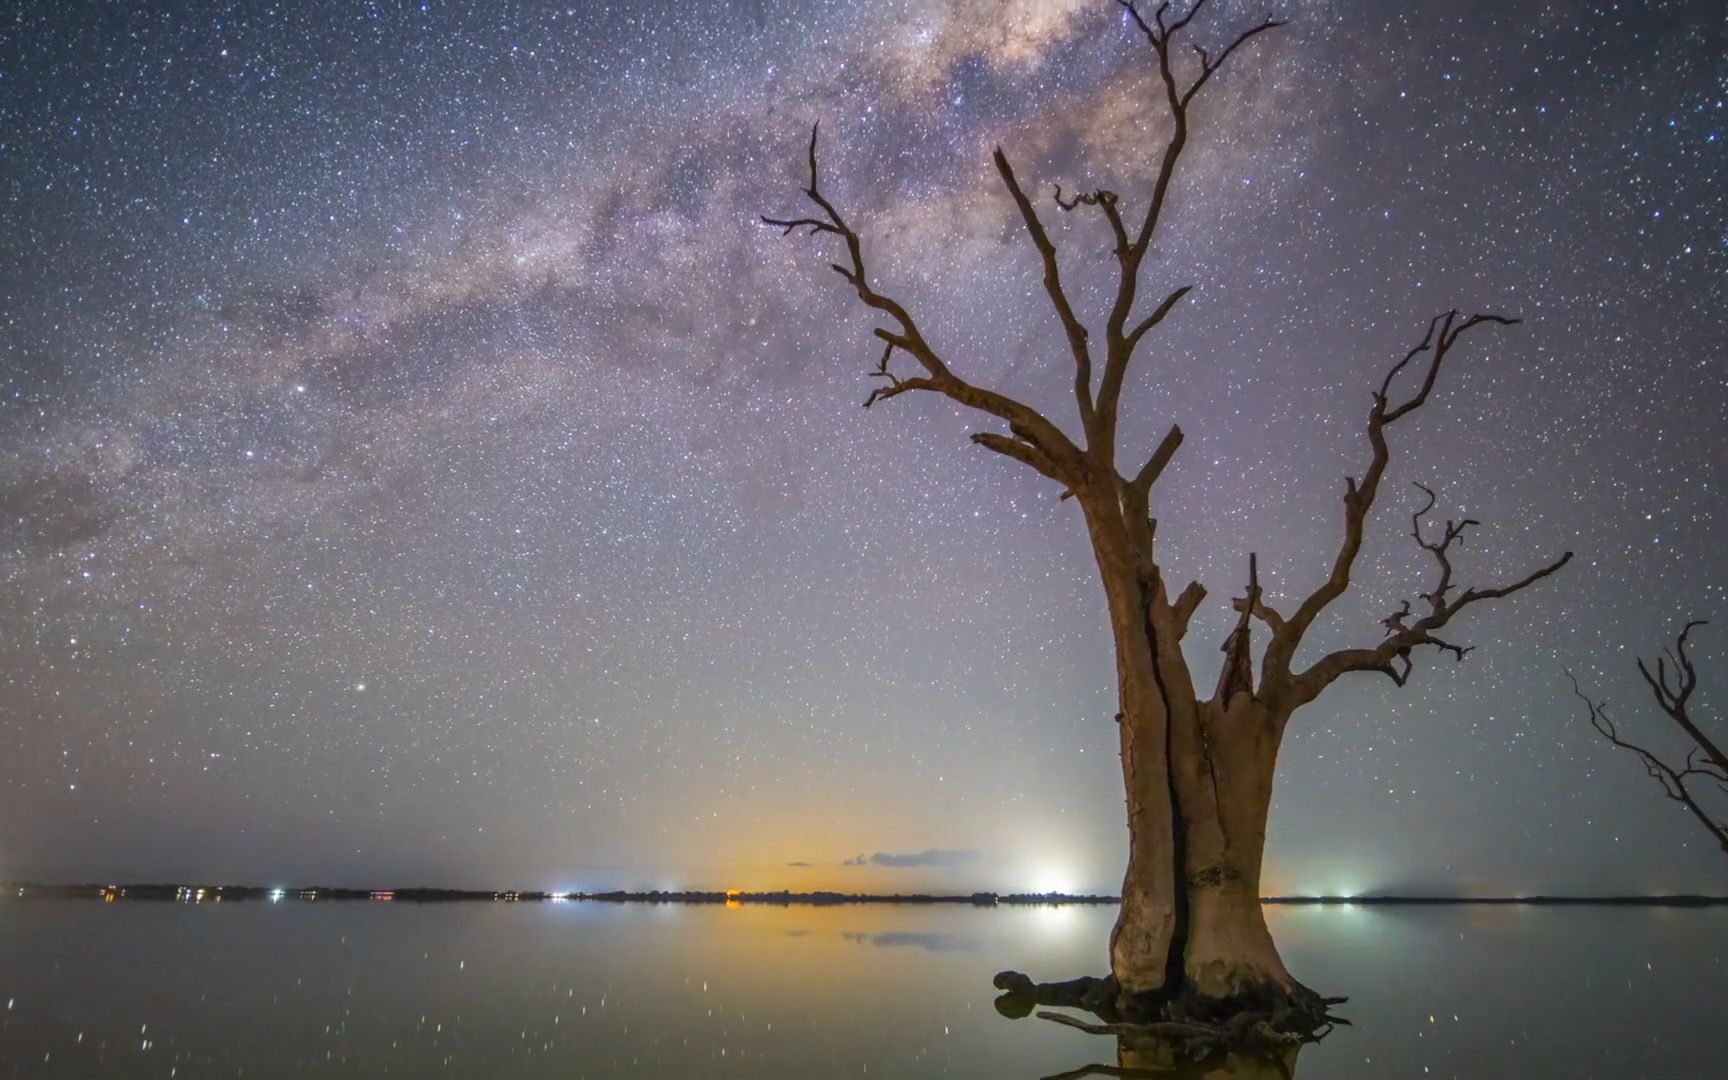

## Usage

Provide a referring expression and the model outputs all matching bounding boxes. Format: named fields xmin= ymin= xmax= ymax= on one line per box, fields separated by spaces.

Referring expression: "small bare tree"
xmin=1570 ymin=622 xmax=1728 ymax=855
xmin=764 ymin=0 xmax=1571 ymax=1032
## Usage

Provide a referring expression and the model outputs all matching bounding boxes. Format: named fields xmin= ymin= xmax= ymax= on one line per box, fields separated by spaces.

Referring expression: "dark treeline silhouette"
xmin=3 ymin=883 xmax=1120 ymax=905
xmin=12 ymin=883 xmax=1723 ymax=906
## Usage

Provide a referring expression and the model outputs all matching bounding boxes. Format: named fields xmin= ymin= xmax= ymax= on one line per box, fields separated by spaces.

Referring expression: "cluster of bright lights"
xmin=1027 ymin=865 xmax=1079 ymax=896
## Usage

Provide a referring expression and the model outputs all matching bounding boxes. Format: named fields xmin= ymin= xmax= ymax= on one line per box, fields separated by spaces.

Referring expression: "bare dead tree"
xmin=1570 ymin=621 xmax=1728 ymax=855
xmin=763 ymin=0 xmax=1572 ymax=1034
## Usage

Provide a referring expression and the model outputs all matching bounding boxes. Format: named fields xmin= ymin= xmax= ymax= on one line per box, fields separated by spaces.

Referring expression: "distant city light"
xmin=1028 ymin=865 xmax=1078 ymax=896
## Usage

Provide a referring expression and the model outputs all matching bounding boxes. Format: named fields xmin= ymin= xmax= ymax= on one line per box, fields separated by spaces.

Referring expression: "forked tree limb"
xmin=1636 ymin=620 xmax=1728 ymax=776
xmin=762 ymin=125 xmax=1084 ymax=480
xmin=1123 ymin=285 xmax=1193 ymax=357
xmin=1408 ymin=481 xmax=1478 ymax=611
xmin=1181 ymin=18 xmax=1284 ymax=106
xmin=1096 ymin=3 xmax=1283 ymax=456
xmin=861 ymin=336 xmax=941 ymax=409
xmin=1116 ymin=0 xmax=1284 ymax=241
xmin=1251 ymin=311 xmax=1570 ymax=702
xmin=1287 ymin=540 xmax=1573 ymax=703
xmin=1273 ymin=313 xmax=1509 ymax=662
xmin=1232 ymin=591 xmax=1288 ymax=637
xmin=995 ymin=150 xmax=1098 ymax=434
xmin=1569 ymin=646 xmax=1728 ymax=854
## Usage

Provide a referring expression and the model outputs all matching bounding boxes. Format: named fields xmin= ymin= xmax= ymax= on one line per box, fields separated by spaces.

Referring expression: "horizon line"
xmin=8 ymin=882 xmax=1728 ymax=907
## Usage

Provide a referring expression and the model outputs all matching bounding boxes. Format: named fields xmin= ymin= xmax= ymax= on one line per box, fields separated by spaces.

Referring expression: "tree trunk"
xmin=1088 ymin=503 xmax=1302 ymax=1012
xmin=1089 ymin=509 xmax=1182 ymax=997
xmin=1111 ymin=679 xmax=1179 ymax=996
xmin=1172 ymin=696 xmax=1298 ymax=1009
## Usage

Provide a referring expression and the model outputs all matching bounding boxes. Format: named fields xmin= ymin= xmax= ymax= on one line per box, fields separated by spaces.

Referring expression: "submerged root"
xmin=992 ymin=971 xmax=1123 ymax=1018
xmin=994 ymin=970 xmax=1345 ymax=1062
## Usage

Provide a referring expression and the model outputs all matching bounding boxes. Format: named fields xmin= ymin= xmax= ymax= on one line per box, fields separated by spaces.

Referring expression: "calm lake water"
xmin=1 ymin=900 xmax=1723 ymax=1078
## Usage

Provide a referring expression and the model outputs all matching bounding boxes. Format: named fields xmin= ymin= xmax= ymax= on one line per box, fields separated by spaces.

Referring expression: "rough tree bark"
xmin=764 ymin=0 xmax=1572 ymax=1032
xmin=1570 ymin=622 xmax=1728 ymax=855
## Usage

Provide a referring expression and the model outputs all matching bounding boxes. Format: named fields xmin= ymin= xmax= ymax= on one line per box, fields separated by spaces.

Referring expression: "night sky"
xmin=2 ymin=0 xmax=1722 ymax=896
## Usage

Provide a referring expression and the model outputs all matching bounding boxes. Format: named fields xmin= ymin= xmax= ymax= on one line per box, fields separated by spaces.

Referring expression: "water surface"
xmin=2 ymin=901 xmax=1722 ymax=1077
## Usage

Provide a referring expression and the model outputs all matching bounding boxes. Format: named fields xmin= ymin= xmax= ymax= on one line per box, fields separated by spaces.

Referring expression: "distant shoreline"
xmin=6 ymin=884 xmax=1727 ymax=907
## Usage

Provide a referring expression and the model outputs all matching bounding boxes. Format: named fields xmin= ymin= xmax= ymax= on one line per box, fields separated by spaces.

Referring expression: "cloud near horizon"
xmin=841 ymin=849 xmax=981 ymax=869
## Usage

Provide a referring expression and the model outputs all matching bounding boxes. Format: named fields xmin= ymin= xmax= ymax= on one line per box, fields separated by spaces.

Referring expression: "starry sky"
xmin=1 ymin=0 xmax=1723 ymax=895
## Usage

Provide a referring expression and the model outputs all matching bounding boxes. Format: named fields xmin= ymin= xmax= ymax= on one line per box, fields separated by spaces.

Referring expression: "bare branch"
xmin=1423 ymin=634 xmax=1473 ymax=663
xmin=1232 ymin=591 xmax=1287 ymax=638
xmin=762 ymin=215 xmax=841 ymax=238
xmin=1124 ymin=285 xmax=1193 ymax=354
xmin=1263 ymin=312 xmax=1526 ymax=688
xmin=1082 ymin=3 xmax=1284 ymax=456
xmin=1165 ymin=0 xmax=1213 ymax=36
xmin=1116 ymin=2 xmax=1284 ymax=252
xmin=1409 ymin=481 xmax=1480 ymax=613
xmin=1636 ymin=621 xmax=1728 ymax=778
xmin=1093 ymin=280 xmax=1191 ymax=449
xmin=1285 ymin=479 xmax=1571 ymax=704
xmin=1052 ymin=185 xmax=1134 ymax=287
xmin=1172 ymin=579 xmax=1207 ymax=635
xmin=763 ymin=124 xmax=1084 ymax=476
xmin=1439 ymin=549 xmax=1574 ymax=620
xmin=995 ymin=149 xmax=1097 ymax=434
xmin=1052 ymin=184 xmax=1128 ymax=248
xmin=1384 ymin=313 xmax=1520 ymax=422
xmin=1180 ymin=16 xmax=1285 ymax=107
xmin=1131 ymin=423 xmax=1185 ymax=494
xmin=1116 ymin=0 xmax=1163 ymax=49
xmin=861 ymin=336 xmax=940 ymax=408
xmin=1570 ymin=666 xmax=1728 ymax=855
xmin=1638 ymin=620 xmax=1706 ymax=710
xmin=971 ymin=432 xmax=1064 ymax=483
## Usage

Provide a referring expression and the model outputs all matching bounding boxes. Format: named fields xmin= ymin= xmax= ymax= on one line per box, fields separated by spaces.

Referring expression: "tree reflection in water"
xmin=1039 ymin=1035 xmax=1300 ymax=1080
xmin=996 ymin=974 xmax=1313 ymax=1080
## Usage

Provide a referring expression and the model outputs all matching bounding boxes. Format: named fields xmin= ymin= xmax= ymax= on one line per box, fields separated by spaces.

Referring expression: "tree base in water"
xmin=993 ymin=970 xmax=1345 ymax=1060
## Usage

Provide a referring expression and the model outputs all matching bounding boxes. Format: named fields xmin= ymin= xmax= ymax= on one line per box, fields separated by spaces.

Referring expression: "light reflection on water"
xmin=0 ymin=901 xmax=1722 ymax=1077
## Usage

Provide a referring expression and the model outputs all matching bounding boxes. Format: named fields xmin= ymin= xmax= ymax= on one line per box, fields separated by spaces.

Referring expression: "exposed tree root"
xmin=1038 ymin=1064 xmax=1167 ymax=1080
xmin=995 ymin=970 xmax=1345 ymax=1064
xmin=993 ymin=971 xmax=1123 ymax=1018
